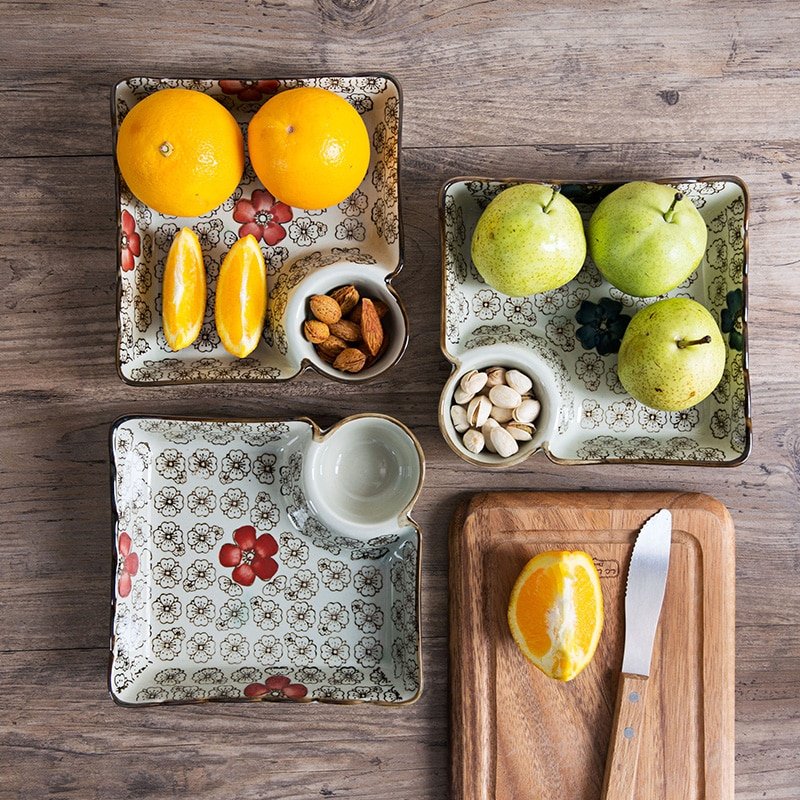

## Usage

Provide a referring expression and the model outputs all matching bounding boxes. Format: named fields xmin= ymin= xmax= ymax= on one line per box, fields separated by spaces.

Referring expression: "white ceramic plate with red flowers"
xmin=113 ymin=75 xmax=407 ymax=385
xmin=439 ymin=177 xmax=751 ymax=466
xmin=109 ymin=414 xmax=423 ymax=706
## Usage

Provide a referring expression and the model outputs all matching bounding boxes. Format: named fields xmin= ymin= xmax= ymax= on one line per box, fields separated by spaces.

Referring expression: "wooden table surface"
xmin=1 ymin=1 xmax=798 ymax=798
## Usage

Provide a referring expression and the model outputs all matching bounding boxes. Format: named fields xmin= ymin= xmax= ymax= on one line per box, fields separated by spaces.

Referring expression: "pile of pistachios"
xmin=449 ymin=366 xmax=540 ymax=459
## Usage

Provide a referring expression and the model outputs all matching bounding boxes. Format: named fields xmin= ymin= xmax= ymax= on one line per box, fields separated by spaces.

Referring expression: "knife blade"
xmin=621 ymin=508 xmax=673 ymax=676
xmin=601 ymin=508 xmax=673 ymax=800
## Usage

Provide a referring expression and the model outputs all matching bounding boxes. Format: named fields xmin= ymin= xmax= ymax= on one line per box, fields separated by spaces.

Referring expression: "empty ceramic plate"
xmin=109 ymin=414 xmax=424 ymax=706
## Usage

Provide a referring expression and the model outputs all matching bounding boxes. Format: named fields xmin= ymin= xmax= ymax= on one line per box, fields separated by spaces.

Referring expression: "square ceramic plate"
xmin=109 ymin=414 xmax=423 ymax=706
xmin=112 ymin=75 xmax=407 ymax=385
xmin=439 ymin=177 xmax=751 ymax=466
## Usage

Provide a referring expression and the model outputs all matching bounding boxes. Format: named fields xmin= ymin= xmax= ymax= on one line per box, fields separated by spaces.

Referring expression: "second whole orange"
xmin=247 ymin=87 xmax=370 ymax=210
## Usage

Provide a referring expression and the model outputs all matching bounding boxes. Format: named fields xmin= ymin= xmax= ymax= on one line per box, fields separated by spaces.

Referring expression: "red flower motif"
xmin=233 ymin=190 xmax=292 ymax=244
xmin=219 ymin=525 xmax=278 ymax=586
xmin=244 ymin=674 xmax=308 ymax=700
xmin=220 ymin=79 xmax=280 ymax=102
xmin=117 ymin=531 xmax=139 ymax=598
xmin=120 ymin=210 xmax=141 ymax=272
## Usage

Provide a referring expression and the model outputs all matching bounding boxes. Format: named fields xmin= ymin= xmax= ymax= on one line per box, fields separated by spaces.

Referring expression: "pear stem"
xmin=543 ymin=185 xmax=560 ymax=213
xmin=676 ymin=335 xmax=712 ymax=349
xmin=664 ymin=191 xmax=683 ymax=222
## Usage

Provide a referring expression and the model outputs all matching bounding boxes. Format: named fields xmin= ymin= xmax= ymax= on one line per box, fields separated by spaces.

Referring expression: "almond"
xmin=317 ymin=334 xmax=347 ymax=360
xmin=329 ymin=284 xmax=360 ymax=316
xmin=333 ymin=347 xmax=367 ymax=373
xmin=329 ymin=318 xmax=361 ymax=343
xmin=309 ymin=294 xmax=342 ymax=325
xmin=303 ymin=319 xmax=330 ymax=344
xmin=350 ymin=299 xmax=388 ymax=323
xmin=360 ymin=298 xmax=384 ymax=357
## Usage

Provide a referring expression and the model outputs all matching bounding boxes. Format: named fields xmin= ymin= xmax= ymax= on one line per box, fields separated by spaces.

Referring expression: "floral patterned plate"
xmin=109 ymin=414 xmax=423 ymax=706
xmin=113 ymin=75 xmax=406 ymax=384
xmin=439 ymin=177 xmax=751 ymax=466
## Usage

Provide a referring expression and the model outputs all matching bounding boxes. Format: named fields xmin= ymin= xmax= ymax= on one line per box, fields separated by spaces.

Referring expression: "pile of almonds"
xmin=450 ymin=366 xmax=540 ymax=458
xmin=304 ymin=285 xmax=388 ymax=374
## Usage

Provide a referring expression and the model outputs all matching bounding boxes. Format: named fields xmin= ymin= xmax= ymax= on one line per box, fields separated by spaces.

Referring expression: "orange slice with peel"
xmin=507 ymin=550 xmax=604 ymax=682
xmin=215 ymin=234 xmax=267 ymax=358
xmin=162 ymin=227 xmax=206 ymax=351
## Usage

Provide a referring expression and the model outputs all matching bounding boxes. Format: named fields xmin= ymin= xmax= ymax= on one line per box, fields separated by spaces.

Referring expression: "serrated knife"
xmin=601 ymin=508 xmax=673 ymax=800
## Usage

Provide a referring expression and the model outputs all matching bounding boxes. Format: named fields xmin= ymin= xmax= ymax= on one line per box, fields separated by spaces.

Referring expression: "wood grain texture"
xmin=450 ymin=492 xmax=736 ymax=800
xmin=1 ymin=0 xmax=800 ymax=797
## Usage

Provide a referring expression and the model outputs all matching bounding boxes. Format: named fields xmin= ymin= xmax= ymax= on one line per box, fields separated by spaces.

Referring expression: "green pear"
xmin=471 ymin=184 xmax=586 ymax=296
xmin=617 ymin=297 xmax=726 ymax=411
xmin=588 ymin=181 xmax=708 ymax=297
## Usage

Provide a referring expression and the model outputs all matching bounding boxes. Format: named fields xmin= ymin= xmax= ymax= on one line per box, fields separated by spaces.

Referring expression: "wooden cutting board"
xmin=450 ymin=492 xmax=735 ymax=800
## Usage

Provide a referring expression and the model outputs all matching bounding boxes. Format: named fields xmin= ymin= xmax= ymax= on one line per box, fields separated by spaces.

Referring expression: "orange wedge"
xmin=507 ymin=550 xmax=604 ymax=682
xmin=215 ymin=234 xmax=267 ymax=358
xmin=162 ymin=227 xmax=206 ymax=350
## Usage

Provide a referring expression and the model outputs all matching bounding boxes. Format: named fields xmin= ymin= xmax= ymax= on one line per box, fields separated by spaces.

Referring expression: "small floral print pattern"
xmin=288 ymin=216 xmax=327 ymax=247
xmin=151 ymin=628 xmax=184 ymax=661
xmin=472 ymin=289 xmax=501 ymax=320
xmin=710 ymin=409 xmax=731 ymax=439
xmin=186 ymin=595 xmax=216 ymax=627
xmin=280 ymin=533 xmax=309 ymax=568
xmin=244 ymin=674 xmax=308 ymax=700
xmin=285 ymin=634 xmax=316 ymax=665
xmin=251 ymin=596 xmax=283 ymax=630
xmin=545 ymin=316 xmax=576 ymax=351
xmin=670 ymin=408 xmax=700 ymax=432
xmin=250 ymin=492 xmax=280 ymax=530
xmin=120 ymin=210 xmax=141 ymax=272
xmin=219 ymin=450 xmax=251 ymax=484
xmin=580 ymin=399 xmax=605 ymax=429
xmin=188 ymin=449 xmax=217 ymax=478
xmin=503 ymin=297 xmax=536 ymax=326
xmin=352 ymin=600 xmax=383 ymax=634
xmin=187 ymin=486 xmax=216 ymax=517
xmin=216 ymin=598 xmax=249 ymax=630
xmin=220 ymin=79 xmax=279 ymax=101
xmin=354 ymin=566 xmax=383 ymax=597
xmin=154 ymin=486 xmax=184 ymax=517
xmin=253 ymin=453 xmax=276 ymax=484
xmin=286 ymin=601 xmax=316 ymax=632
xmin=319 ymin=602 xmax=350 ymax=634
xmin=153 ymin=557 xmax=182 ymax=589
xmin=335 ymin=217 xmax=366 ymax=241
xmin=338 ymin=189 xmax=369 ymax=216
xmin=219 ymin=525 xmax=279 ymax=586
xmin=153 ymin=521 xmax=184 ymax=555
xmin=220 ymin=487 xmax=249 ymax=519
xmin=606 ymin=399 xmax=636 ymax=432
xmin=233 ymin=189 xmax=293 ymax=244
xmin=219 ymin=633 xmax=250 ymax=664
xmin=187 ymin=523 xmax=223 ymax=553
xmin=153 ymin=593 xmax=182 ymax=624
xmin=253 ymin=634 xmax=283 ymax=662
xmin=116 ymin=532 xmax=139 ymax=598
xmin=354 ymin=636 xmax=383 ymax=667
xmin=575 ymin=298 xmax=632 ymax=355
xmin=318 ymin=558 xmax=352 ymax=591
xmin=320 ymin=636 xmax=350 ymax=666
xmin=575 ymin=352 xmax=605 ymax=391
xmin=286 ymin=569 xmax=319 ymax=601
xmin=638 ymin=407 xmax=668 ymax=432
xmin=183 ymin=559 xmax=216 ymax=591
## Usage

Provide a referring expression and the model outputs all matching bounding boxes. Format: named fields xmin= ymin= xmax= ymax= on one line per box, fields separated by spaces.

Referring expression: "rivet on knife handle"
xmin=601 ymin=672 xmax=649 ymax=800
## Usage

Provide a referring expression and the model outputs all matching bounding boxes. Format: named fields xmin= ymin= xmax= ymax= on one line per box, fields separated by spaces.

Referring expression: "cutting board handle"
xmin=601 ymin=672 xmax=650 ymax=800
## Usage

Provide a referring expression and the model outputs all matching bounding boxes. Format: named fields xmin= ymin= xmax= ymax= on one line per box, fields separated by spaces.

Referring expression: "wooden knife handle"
xmin=601 ymin=672 xmax=650 ymax=800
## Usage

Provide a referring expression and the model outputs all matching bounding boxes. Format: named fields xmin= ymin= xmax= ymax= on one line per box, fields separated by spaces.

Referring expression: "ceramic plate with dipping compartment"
xmin=439 ymin=177 xmax=751 ymax=467
xmin=109 ymin=414 xmax=423 ymax=706
xmin=112 ymin=75 xmax=407 ymax=384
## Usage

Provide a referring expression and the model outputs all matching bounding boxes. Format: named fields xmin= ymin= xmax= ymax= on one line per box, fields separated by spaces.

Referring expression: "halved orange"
xmin=162 ymin=227 xmax=206 ymax=350
xmin=215 ymin=235 xmax=267 ymax=358
xmin=507 ymin=550 xmax=604 ymax=682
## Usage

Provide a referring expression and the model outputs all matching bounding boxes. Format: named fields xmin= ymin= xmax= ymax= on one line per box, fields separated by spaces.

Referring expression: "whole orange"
xmin=116 ymin=88 xmax=244 ymax=217
xmin=247 ymin=87 xmax=370 ymax=210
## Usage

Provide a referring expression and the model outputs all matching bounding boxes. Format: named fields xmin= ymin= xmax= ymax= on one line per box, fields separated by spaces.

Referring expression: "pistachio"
xmin=505 ymin=369 xmax=533 ymax=395
xmin=481 ymin=418 xmax=500 ymax=452
xmin=513 ymin=398 xmax=541 ymax=424
xmin=462 ymin=428 xmax=485 ymax=454
xmin=506 ymin=422 xmax=534 ymax=441
xmin=485 ymin=366 xmax=507 ymax=388
xmin=450 ymin=404 xmax=469 ymax=433
xmin=460 ymin=369 xmax=488 ymax=396
xmin=489 ymin=384 xmax=522 ymax=409
xmin=454 ymin=387 xmax=475 ymax=406
xmin=467 ymin=395 xmax=492 ymax=428
xmin=489 ymin=404 xmax=514 ymax=423
xmin=489 ymin=426 xmax=519 ymax=458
